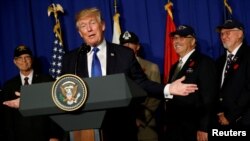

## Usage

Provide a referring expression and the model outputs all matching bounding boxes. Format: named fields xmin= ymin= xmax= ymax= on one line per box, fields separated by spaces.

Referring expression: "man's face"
xmin=14 ymin=54 xmax=33 ymax=72
xmin=172 ymin=35 xmax=195 ymax=57
xmin=220 ymin=28 xmax=243 ymax=52
xmin=77 ymin=15 xmax=105 ymax=47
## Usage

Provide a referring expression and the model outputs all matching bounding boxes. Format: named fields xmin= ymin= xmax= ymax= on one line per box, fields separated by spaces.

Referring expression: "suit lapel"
xmin=223 ymin=44 xmax=244 ymax=84
xmin=106 ymin=42 xmax=116 ymax=75
xmin=177 ymin=51 xmax=198 ymax=79
xmin=77 ymin=51 xmax=89 ymax=78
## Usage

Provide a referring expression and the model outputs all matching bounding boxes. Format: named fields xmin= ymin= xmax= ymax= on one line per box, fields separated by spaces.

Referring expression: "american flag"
xmin=49 ymin=33 xmax=65 ymax=79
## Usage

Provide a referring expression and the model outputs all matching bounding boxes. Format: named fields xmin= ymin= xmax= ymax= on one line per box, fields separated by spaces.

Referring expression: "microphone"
xmin=79 ymin=43 xmax=91 ymax=53
xmin=74 ymin=43 xmax=91 ymax=75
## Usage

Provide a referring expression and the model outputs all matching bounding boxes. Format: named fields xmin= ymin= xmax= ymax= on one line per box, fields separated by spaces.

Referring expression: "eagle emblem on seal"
xmin=60 ymin=81 xmax=81 ymax=105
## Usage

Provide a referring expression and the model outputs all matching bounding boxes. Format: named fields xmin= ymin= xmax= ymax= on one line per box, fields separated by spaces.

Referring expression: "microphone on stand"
xmin=74 ymin=43 xmax=91 ymax=75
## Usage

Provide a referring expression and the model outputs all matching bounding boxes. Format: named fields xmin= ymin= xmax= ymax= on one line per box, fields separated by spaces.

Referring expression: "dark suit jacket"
xmin=165 ymin=50 xmax=217 ymax=141
xmin=61 ymin=42 xmax=165 ymax=141
xmin=216 ymin=43 xmax=250 ymax=127
xmin=2 ymin=72 xmax=64 ymax=141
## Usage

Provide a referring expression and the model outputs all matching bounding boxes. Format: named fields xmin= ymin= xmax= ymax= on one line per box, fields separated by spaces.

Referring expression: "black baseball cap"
xmin=170 ymin=25 xmax=196 ymax=38
xmin=14 ymin=45 xmax=32 ymax=57
xmin=216 ymin=19 xmax=244 ymax=32
xmin=119 ymin=31 xmax=139 ymax=44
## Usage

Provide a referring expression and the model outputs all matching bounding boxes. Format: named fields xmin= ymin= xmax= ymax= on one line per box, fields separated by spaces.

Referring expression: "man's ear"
xmin=13 ymin=59 xmax=17 ymax=65
xmin=102 ymin=21 xmax=106 ymax=31
xmin=191 ymin=38 xmax=196 ymax=46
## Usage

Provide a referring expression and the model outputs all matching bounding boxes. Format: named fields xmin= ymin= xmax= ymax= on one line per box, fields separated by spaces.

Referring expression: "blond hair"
xmin=75 ymin=7 xmax=102 ymax=28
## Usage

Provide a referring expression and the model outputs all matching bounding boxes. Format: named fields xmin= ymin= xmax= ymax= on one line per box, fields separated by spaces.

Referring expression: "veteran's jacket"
xmin=216 ymin=43 xmax=250 ymax=126
xmin=166 ymin=50 xmax=218 ymax=132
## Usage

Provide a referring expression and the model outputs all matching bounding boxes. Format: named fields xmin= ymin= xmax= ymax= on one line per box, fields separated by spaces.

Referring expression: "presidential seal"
xmin=52 ymin=74 xmax=88 ymax=111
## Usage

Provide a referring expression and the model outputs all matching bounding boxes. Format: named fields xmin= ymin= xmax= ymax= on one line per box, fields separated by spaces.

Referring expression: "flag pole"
xmin=114 ymin=0 xmax=117 ymax=14
xmin=112 ymin=0 xmax=121 ymax=44
xmin=223 ymin=0 xmax=233 ymax=20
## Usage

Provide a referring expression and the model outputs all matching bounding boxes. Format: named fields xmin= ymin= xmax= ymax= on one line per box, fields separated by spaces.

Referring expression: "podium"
xmin=19 ymin=73 xmax=147 ymax=131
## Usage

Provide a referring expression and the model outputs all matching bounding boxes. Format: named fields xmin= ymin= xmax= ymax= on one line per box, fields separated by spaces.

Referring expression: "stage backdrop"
xmin=0 ymin=0 xmax=250 ymax=86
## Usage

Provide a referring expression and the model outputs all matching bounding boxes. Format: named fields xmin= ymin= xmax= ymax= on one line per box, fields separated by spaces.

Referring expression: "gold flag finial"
xmin=48 ymin=3 xmax=64 ymax=45
xmin=165 ymin=2 xmax=174 ymax=20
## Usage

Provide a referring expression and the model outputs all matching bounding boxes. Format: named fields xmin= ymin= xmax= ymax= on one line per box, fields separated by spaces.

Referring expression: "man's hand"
xmin=217 ymin=112 xmax=229 ymax=125
xmin=3 ymin=91 xmax=20 ymax=109
xmin=169 ymin=76 xmax=198 ymax=96
xmin=197 ymin=130 xmax=208 ymax=141
xmin=49 ymin=138 xmax=59 ymax=141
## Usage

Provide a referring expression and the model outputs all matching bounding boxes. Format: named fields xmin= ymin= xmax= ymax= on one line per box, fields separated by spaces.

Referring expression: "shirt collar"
xmin=180 ymin=49 xmax=195 ymax=64
xmin=20 ymin=70 xmax=33 ymax=84
xmin=227 ymin=42 xmax=242 ymax=56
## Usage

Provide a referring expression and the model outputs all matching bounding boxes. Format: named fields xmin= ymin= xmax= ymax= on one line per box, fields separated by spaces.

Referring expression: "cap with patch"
xmin=170 ymin=25 xmax=196 ymax=38
xmin=14 ymin=45 xmax=32 ymax=57
xmin=216 ymin=19 xmax=244 ymax=32
xmin=119 ymin=31 xmax=139 ymax=44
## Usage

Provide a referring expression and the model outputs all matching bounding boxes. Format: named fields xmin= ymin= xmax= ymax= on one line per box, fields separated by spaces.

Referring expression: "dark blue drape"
xmin=1 ymin=0 xmax=250 ymax=86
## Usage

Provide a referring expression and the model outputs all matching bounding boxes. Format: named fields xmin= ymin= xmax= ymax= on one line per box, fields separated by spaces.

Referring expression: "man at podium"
xmin=60 ymin=7 xmax=198 ymax=141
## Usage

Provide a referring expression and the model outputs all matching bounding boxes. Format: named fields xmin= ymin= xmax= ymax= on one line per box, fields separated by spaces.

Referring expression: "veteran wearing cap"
xmin=164 ymin=25 xmax=217 ymax=141
xmin=120 ymin=31 xmax=161 ymax=141
xmin=2 ymin=45 xmax=64 ymax=141
xmin=215 ymin=19 xmax=250 ymax=134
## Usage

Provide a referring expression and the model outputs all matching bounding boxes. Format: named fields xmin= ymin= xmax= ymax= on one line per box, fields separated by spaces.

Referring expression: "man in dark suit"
xmin=215 ymin=19 xmax=250 ymax=139
xmin=164 ymin=25 xmax=217 ymax=141
xmin=61 ymin=8 xmax=198 ymax=141
xmin=2 ymin=45 xmax=64 ymax=141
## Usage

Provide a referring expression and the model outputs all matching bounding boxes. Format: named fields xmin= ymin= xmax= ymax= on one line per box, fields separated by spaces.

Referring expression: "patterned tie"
xmin=171 ymin=59 xmax=183 ymax=81
xmin=91 ymin=48 xmax=102 ymax=77
xmin=24 ymin=77 xmax=29 ymax=85
xmin=224 ymin=54 xmax=234 ymax=78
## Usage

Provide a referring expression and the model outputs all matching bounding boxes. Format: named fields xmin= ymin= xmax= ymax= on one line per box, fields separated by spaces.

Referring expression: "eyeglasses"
xmin=15 ymin=55 xmax=31 ymax=62
xmin=220 ymin=29 xmax=241 ymax=37
xmin=171 ymin=36 xmax=193 ymax=41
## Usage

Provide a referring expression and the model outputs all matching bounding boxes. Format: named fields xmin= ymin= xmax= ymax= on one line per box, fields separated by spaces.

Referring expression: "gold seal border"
xmin=51 ymin=74 xmax=88 ymax=111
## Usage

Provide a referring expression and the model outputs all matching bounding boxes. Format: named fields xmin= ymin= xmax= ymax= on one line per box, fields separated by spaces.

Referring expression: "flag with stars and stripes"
xmin=48 ymin=3 xmax=65 ymax=79
xmin=49 ymin=34 xmax=65 ymax=79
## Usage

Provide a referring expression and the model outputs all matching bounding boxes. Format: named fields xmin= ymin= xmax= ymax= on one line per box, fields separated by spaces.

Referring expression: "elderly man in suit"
xmin=2 ymin=45 xmax=64 ymax=141
xmin=60 ymin=8 xmax=198 ymax=141
xmin=164 ymin=25 xmax=217 ymax=141
xmin=215 ymin=19 xmax=250 ymax=139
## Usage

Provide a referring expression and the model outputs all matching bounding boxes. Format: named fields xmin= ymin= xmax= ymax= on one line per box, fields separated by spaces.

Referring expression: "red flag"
xmin=163 ymin=2 xmax=178 ymax=83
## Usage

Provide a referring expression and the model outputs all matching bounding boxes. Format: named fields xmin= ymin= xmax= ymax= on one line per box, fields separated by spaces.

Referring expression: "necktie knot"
xmin=92 ymin=47 xmax=99 ymax=53
xmin=24 ymin=77 xmax=29 ymax=85
xmin=227 ymin=54 xmax=234 ymax=62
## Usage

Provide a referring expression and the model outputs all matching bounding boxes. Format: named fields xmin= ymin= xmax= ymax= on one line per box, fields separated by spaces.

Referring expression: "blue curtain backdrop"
xmin=1 ymin=0 xmax=250 ymax=86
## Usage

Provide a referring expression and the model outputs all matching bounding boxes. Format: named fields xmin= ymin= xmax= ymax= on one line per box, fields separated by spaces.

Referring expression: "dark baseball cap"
xmin=216 ymin=19 xmax=244 ymax=32
xmin=170 ymin=25 xmax=196 ymax=38
xmin=119 ymin=31 xmax=139 ymax=44
xmin=14 ymin=45 xmax=32 ymax=57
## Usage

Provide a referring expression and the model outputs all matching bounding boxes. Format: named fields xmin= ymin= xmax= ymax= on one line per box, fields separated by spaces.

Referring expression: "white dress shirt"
xmin=87 ymin=40 xmax=107 ymax=77
xmin=20 ymin=70 xmax=33 ymax=85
